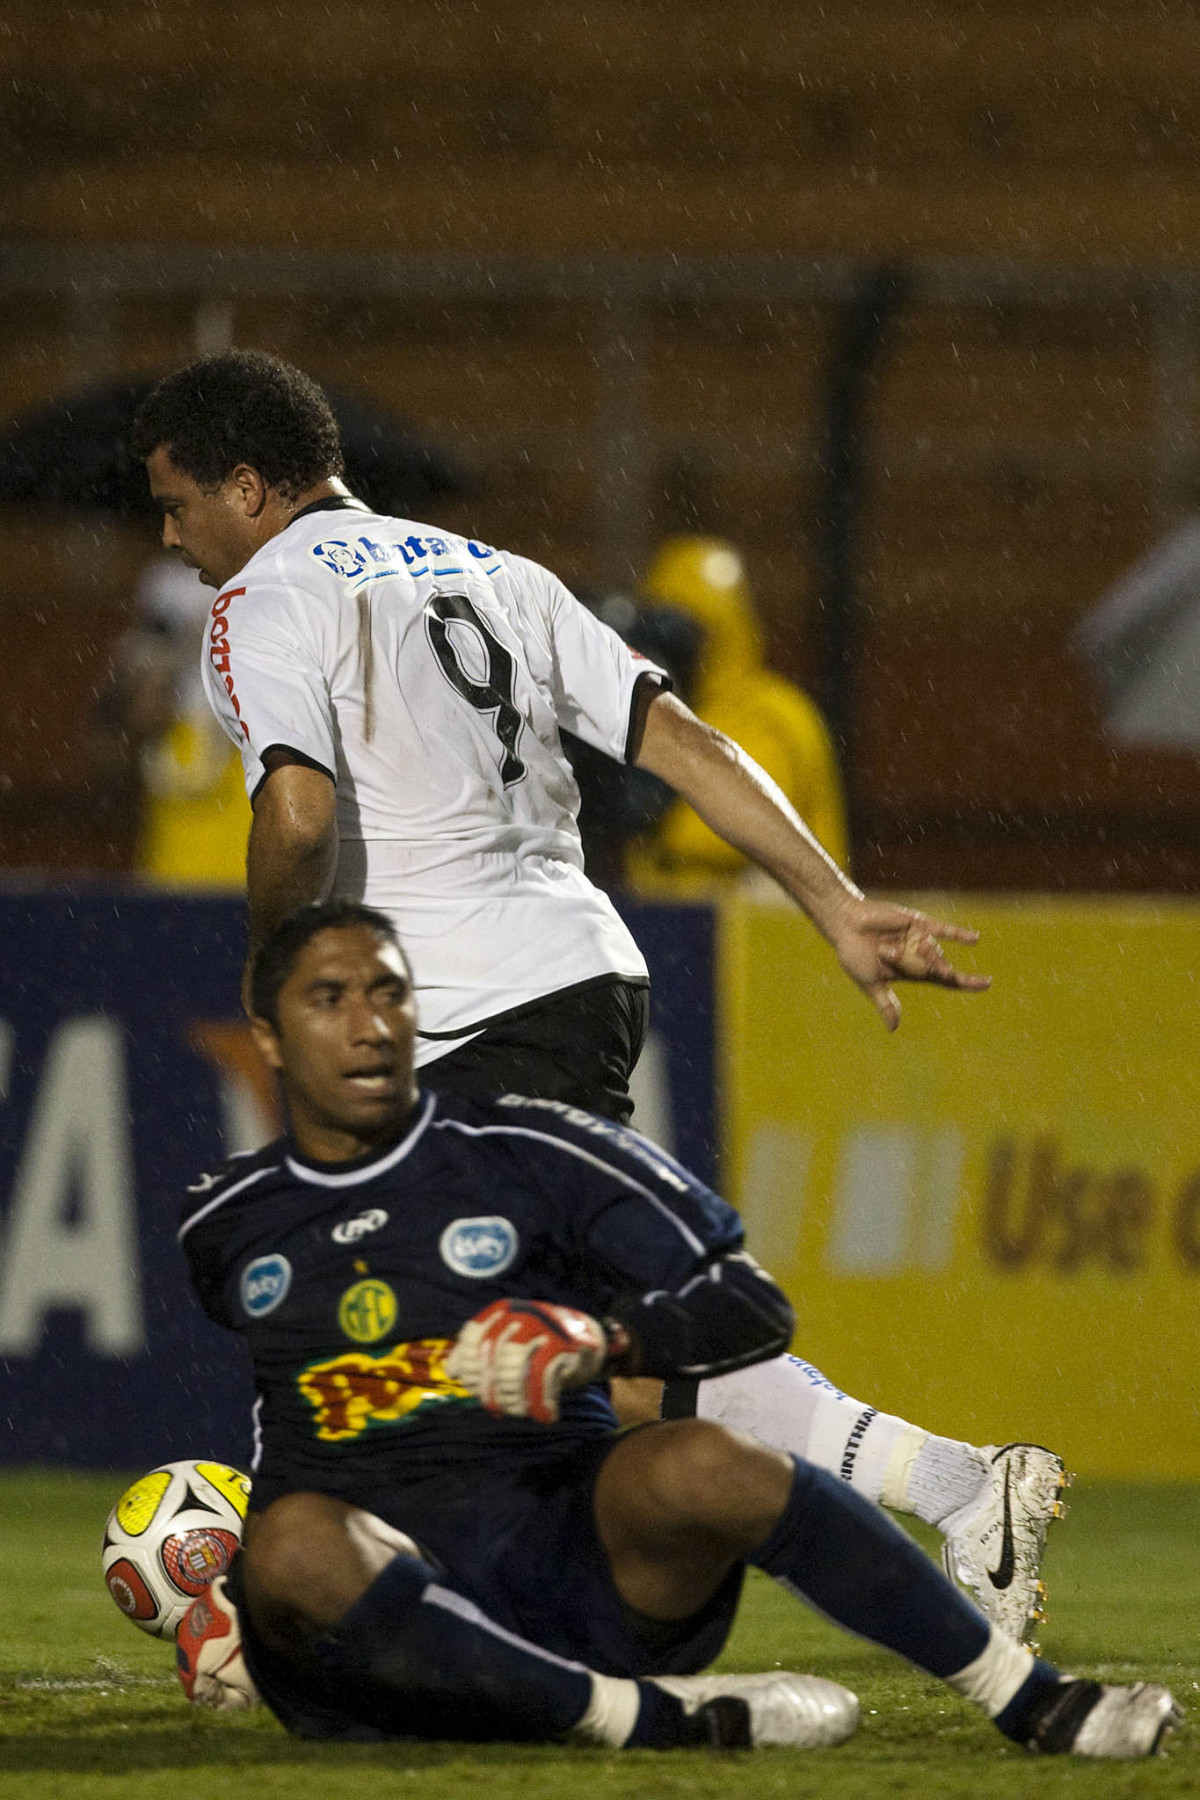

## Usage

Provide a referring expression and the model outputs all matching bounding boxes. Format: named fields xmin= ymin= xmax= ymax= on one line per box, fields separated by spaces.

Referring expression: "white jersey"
xmin=200 ymin=499 xmax=666 ymax=1063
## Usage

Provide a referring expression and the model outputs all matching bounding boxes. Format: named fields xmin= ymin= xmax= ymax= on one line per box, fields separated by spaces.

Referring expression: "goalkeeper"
xmin=175 ymin=900 xmax=1178 ymax=1759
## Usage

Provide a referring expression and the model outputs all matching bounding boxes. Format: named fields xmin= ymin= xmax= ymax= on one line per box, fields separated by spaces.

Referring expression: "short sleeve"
xmin=509 ymin=558 xmax=670 ymax=763
xmin=181 ymin=1224 xmax=236 ymax=1330
xmin=201 ymin=580 xmax=337 ymax=801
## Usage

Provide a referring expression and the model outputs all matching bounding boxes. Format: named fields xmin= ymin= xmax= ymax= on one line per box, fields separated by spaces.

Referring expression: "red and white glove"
xmin=175 ymin=1576 xmax=259 ymax=1712
xmin=447 ymin=1298 xmax=621 ymax=1424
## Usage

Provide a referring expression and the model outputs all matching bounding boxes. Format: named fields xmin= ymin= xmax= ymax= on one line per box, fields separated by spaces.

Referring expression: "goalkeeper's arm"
xmin=448 ymin=1251 xmax=794 ymax=1424
xmin=605 ymin=1249 xmax=795 ymax=1382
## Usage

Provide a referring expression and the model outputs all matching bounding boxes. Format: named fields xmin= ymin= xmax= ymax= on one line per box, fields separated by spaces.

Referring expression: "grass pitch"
xmin=0 ymin=1471 xmax=1195 ymax=1799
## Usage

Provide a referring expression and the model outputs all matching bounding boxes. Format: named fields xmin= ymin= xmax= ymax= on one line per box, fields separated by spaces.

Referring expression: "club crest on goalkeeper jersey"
xmin=178 ymin=1088 xmax=746 ymax=1505
xmin=199 ymin=501 xmax=668 ymax=1059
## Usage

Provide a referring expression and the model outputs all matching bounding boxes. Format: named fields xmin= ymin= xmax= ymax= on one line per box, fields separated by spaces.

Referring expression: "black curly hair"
xmin=251 ymin=899 xmax=409 ymax=1027
xmin=131 ymin=349 xmax=344 ymax=499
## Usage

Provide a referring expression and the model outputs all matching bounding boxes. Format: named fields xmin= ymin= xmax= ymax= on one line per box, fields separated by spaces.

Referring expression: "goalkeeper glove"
xmin=175 ymin=1577 xmax=259 ymax=1712
xmin=447 ymin=1298 xmax=627 ymax=1424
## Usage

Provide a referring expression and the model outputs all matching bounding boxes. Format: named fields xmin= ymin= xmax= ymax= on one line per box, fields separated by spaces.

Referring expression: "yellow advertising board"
xmin=719 ymin=895 xmax=1200 ymax=1478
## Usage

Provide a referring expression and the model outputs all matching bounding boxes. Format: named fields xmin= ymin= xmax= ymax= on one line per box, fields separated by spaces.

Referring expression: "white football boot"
xmin=175 ymin=1575 xmax=260 ymax=1711
xmin=940 ymin=1443 xmax=1069 ymax=1641
xmin=1023 ymin=1677 xmax=1182 ymax=1757
xmin=650 ymin=1671 xmax=859 ymax=1748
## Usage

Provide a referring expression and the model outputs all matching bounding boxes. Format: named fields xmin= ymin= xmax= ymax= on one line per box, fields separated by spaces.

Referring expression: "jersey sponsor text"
xmin=296 ymin=1340 xmax=473 ymax=1441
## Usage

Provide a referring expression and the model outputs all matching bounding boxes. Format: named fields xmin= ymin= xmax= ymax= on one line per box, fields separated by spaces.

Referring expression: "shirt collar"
xmin=289 ymin=493 xmax=372 ymax=525
xmin=284 ymin=1091 xmax=437 ymax=1188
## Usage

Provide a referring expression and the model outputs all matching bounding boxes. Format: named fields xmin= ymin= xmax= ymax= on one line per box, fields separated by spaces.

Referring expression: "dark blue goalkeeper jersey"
xmin=178 ymin=1088 xmax=793 ymax=1507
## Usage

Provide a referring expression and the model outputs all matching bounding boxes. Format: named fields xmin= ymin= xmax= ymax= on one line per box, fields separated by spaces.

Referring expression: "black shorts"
xmin=232 ymin=1433 xmax=742 ymax=1741
xmin=418 ymin=976 xmax=649 ymax=1126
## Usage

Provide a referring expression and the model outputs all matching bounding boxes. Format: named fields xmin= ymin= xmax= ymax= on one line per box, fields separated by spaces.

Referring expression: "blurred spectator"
xmin=559 ymin=590 xmax=684 ymax=888
xmin=92 ymin=556 xmax=250 ymax=888
xmin=624 ymin=536 xmax=848 ymax=894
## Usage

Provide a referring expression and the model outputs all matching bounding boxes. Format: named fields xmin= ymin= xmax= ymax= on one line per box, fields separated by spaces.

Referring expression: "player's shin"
xmin=749 ymin=1458 xmax=1060 ymax=1735
xmin=307 ymin=1546 xmax=706 ymax=1748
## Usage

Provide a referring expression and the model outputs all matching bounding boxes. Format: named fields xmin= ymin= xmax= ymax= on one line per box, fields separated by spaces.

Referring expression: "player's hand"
xmin=446 ymin=1299 xmax=612 ymax=1424
xmin=176 ymin=1577 xmax=259 ymax=1712
xmin=825 ymin=897 xmax=991 ymax=1032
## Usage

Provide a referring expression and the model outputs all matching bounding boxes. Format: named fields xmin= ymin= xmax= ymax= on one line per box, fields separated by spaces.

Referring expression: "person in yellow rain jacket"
xmin=94 ymin=556 xmax=251 ymax=888
xmin=625 ymin=536 xmax=848 ymax=894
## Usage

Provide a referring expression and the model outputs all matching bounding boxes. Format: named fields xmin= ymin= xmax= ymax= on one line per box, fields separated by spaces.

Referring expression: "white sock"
xmin=696 ymin=1355 xmax=916 ymax=1506
xmin=946 ymin=1627 xmax=1035 ymax=1717
xmin=900 ymin=1435 xmax=992 ymax=1528
xmin=571 ymin=1672 xmax=642 ymax=1746
xmin=695 ymin=1355 xmax=988 ymax=1530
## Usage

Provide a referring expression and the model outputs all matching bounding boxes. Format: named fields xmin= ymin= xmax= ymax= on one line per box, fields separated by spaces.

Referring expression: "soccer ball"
xmin=101 ymin=1459 xmax=251 ymax=1641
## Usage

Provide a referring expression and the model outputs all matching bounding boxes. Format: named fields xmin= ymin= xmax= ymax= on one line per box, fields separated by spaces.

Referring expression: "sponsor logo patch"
xmin=296 ymin=1341 xmax=470 ymax=1441
xmin=839 ymin=1407 xmax=877 ymax=1483
xmin=208 ymin=587 xmax=249 ymax=741
xmin=312 ymin=539 xmax=367 ymax=578
xmin=439 ymin=1216 xmax=519 ymax=1278
xmin=338 ymin=1278 xmax=398 ymax=1343
xmin=312 ymin=533 xmax=455 ymax=580
xmin=332 ymin=1207 xmax=389 ymax=1246
xmin=240 ymin=1254 xmax=292 ymax=1318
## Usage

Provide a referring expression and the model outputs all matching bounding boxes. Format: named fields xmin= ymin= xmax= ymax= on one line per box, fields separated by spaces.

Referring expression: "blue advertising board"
xmin=0 ymin=889 xmax=714 ymax=1470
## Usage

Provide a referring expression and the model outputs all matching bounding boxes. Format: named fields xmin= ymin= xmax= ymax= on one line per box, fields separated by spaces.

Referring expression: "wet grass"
xmin=1 ymin=1471 xmax=1195 ymax=1798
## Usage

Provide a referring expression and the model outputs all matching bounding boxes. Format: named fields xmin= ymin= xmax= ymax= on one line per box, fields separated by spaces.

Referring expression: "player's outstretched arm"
xmin=243 ymin=757 xmax=338 ymax=1008
xmin=631 ymin=691 xmax=989 ymax=1031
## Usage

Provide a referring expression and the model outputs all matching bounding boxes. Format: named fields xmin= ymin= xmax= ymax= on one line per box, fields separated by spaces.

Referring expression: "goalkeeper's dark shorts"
xmin=228 ymin=1430 xmax=743 ymax=1741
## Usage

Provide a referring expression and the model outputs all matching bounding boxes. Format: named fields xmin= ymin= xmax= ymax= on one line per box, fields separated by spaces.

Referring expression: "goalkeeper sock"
xmin=752 ymin=1457 xmax=1066 ymax=1737
xmin=753 ymin=1457 xmax=1010 ymax=1680
xmin=311 ymin=1546 xmax=695 ymax=1747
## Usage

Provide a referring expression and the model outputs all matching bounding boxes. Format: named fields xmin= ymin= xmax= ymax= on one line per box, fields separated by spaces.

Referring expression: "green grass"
xmin=0 ymin=1471 xmax=1196 ymax=1798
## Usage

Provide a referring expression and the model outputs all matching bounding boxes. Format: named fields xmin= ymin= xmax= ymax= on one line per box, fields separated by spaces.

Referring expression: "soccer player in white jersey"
xmin=132 ymin=351 xmax=1064 ymax=1639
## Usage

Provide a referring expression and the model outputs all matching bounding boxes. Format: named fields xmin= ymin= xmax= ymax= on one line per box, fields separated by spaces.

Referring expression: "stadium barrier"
xmin=721 ymin=894 xmax=1200 ymax=1479
xmin=3 ymin=887 xmax=1194 ymax=1477
xmin=0 ymin=890 xmax=714 ymax=1469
